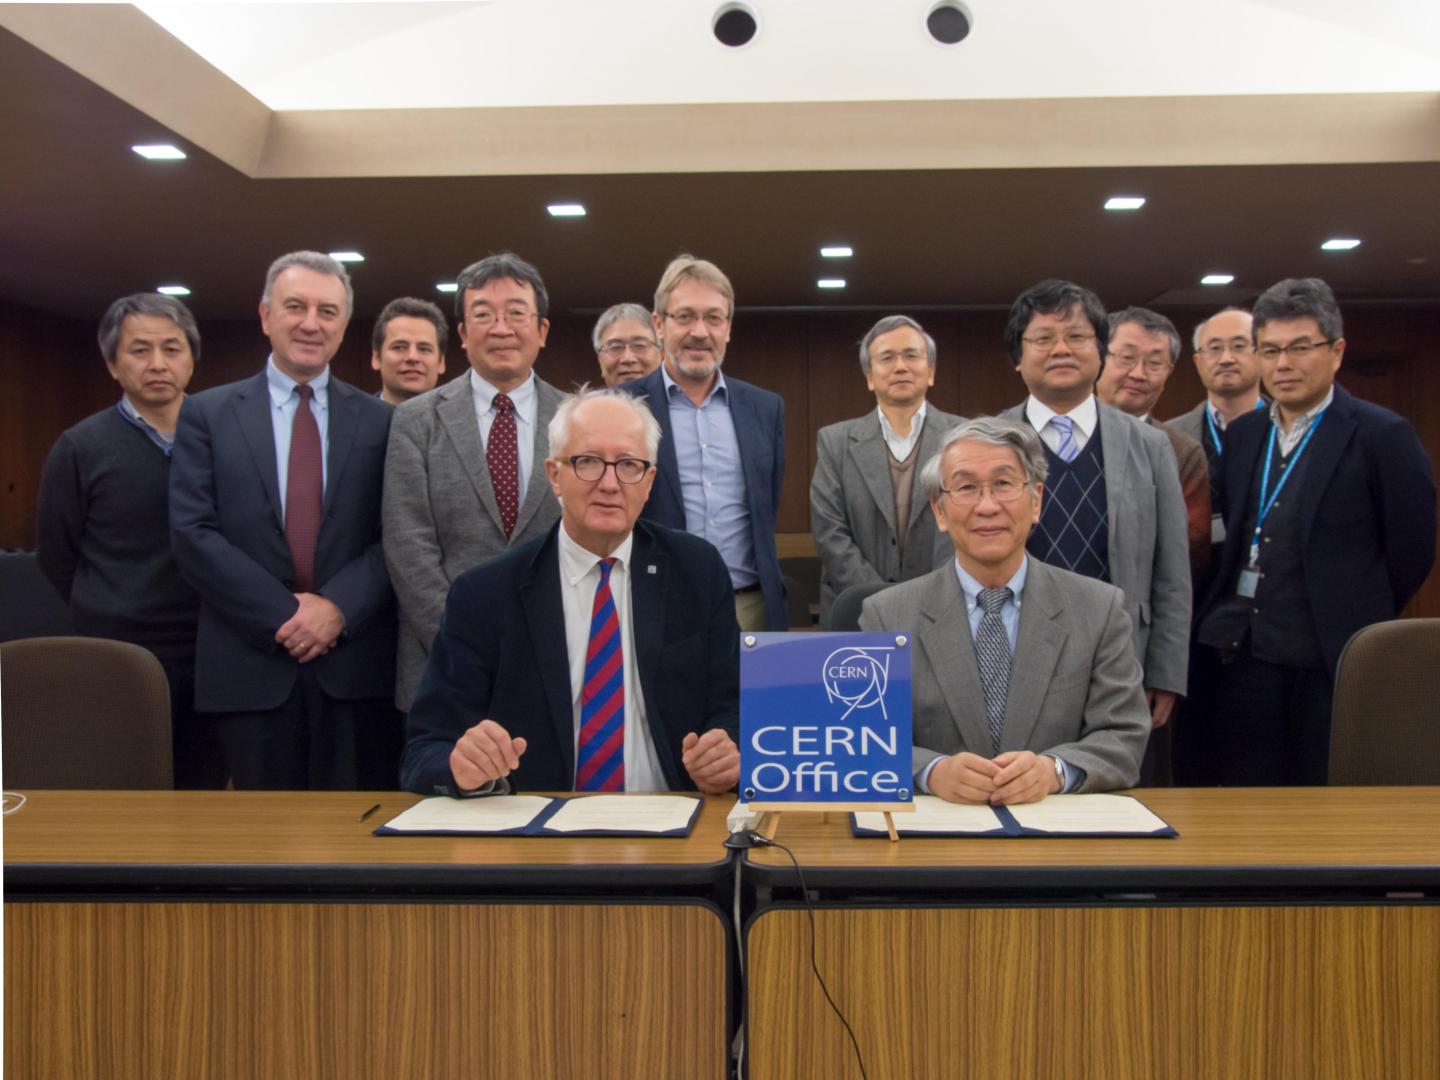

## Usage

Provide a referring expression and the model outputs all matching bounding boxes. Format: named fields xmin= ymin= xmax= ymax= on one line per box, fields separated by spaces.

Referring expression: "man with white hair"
xmin=401 ymin=388 xmax=742 ymax=796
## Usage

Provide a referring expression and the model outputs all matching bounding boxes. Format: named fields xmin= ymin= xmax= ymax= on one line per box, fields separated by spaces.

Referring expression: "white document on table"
xmin=1007 ymin=794 xmax=1169 ymax=834
xmin=381 ymin=795 xmax=553 ymax=833
xmin=854 ymin=795 xmax=1003 ymax=833
xmin=544 ymin=794 xmax=700 ymax=834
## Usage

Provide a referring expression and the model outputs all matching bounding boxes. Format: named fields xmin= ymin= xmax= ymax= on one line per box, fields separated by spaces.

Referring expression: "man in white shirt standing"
xmin=810 ymin=315 xmax=962 ymax=625
xmin=401 ymin=388 xmax=741 ymax=796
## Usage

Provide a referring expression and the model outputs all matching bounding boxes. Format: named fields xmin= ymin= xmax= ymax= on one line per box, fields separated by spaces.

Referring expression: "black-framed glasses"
xmin=599 ymin=338 xmax=659 ymax=359
xmin=1021 ymin=331 xmax=1097 ymax=352
xmin=564 ymin=454 xmax=652 ymax=484
xmin=939 ymin=478 xmax=1028 ymax=505
xmin=1256 ymin=339 xmax=1335 ymax=362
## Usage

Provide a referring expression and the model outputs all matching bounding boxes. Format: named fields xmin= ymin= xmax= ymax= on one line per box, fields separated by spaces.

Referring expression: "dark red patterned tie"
xmin=488 ymin=392 xmax=519 ymax=537
xmin=285 ymin=383 xmax=323 ymax=593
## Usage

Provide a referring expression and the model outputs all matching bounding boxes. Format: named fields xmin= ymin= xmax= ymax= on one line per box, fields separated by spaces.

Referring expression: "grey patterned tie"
xmin=975 ymin=587 xmax=1013 ymax=754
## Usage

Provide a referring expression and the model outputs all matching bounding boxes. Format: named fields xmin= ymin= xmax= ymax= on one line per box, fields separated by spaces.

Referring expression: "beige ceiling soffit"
xmin=0 ymin=3 xmax=271 ymax=176
xmin=258 ymin=93 xmax=1440 ymax=179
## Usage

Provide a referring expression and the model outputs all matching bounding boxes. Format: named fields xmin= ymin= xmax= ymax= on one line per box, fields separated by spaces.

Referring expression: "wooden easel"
xmin=749 ymin=800 xmax=914 ymax=843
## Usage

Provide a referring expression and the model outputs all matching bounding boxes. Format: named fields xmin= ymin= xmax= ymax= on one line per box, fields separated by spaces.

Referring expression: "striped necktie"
xmin=1050 ymin=414 xmax=1079 ymax=463
xmin=975 ymin=587 xmax=1013 ymax=754
xmin=577 ymin=558 xmax=625 ymax=791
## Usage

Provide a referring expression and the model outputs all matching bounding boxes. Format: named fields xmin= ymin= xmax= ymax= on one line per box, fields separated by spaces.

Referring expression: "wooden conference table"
xmin=744 ymin=787 xmax=1440 ymax=1080
xmin=3 ymin=790 xmax=733 ymax=1080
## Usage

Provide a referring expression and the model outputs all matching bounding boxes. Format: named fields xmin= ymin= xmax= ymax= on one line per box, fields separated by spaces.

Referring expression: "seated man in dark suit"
xmin=861 ymin=417 xmax=1150 ymax=804
xmin=401 ymin=388 xmax=742 ymax=796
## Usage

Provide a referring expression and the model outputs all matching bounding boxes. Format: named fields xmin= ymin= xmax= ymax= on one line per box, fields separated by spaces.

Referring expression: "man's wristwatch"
xmin=1049 ymin=755 xmax=1065 ymax=792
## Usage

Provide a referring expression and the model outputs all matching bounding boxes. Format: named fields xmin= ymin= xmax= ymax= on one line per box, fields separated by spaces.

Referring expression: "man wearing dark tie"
xmin=401 ymin=388 xmax=741 ymax=796
xmin=382 ymin=253 xmax=565 ymax=713
xmin=860 ymin=417 xmax=1149 ymax=803
xmin=170 ymin=251 xmax=399 ymax=789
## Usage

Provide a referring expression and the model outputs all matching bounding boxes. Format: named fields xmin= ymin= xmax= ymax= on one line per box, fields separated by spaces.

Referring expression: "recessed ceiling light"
xmin=1104 ymin=196 xmax=1146 ymax=211
xmin=547 ymin=203 xmax=586 ymax=218
xmin=817 ymin=278 xmax=847 ymax=289
xmin=156 ymin=285 xmax=191 ymax=296
xmin=436 ymin=282 xmax=458 ymax=293
xmin=1321 ymin=238 xmax=1361 ymax=251
xmin=820 ymin=245 xmax=853 ymax=258
xmin=1201 ymin=274 xmax=1235 ymax=286
xmin=132 ymin=144 xmax=186 ymax=161
xmin=328 ymin=251 xmax=365 ymax=263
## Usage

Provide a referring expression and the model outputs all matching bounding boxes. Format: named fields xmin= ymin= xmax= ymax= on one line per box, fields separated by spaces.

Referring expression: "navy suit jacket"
xmin=1199 ymin=384 xmax=1436 ymax=676
xmin=400 ymin=520 xmax=741 ymax=796
xmin=621 ymin=367 xmax=787 ymax=630
xmin=170 ymin=369 xmax=397 ymax=712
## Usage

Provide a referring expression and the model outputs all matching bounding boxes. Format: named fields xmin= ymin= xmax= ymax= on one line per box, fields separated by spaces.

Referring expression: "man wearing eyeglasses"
xmin=859 ymin=418 xmax=1150 ymax=803
xmin=810 ymin=315 xmax=963 ymax=626
xmin=1194 ymin=277 xmax=1435 ymax=786
xmin=383 ymin=253 xmax=565 ymax=713
xmin=1167 ymin=308 xmax=1266 ymax=485
xmin=592 ymin=303 xmax=662 ymax=386
xmin=999 ymin=280 xmax=1191 ymax=745
xmin=620 ymin=254 xmax=787 ymax=632
xmin=401 ymin=388 xmax=741 ymax=796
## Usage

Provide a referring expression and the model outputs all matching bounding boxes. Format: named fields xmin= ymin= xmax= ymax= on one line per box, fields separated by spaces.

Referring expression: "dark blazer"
xmin=621 ymin=367 xmax=787 ymax=630
xmin=1199 ymin=384 xmax=1436 ymax=676
xmin=400 ymin=520 xmax=741 ymax=796
xmin=170 ymin=369 xmax=397 ymax=712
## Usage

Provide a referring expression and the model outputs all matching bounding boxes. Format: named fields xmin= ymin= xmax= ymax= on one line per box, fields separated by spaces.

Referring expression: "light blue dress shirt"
xmin=471 ymin=369 xmax=537 ymax=498
xmin=266 ymin=357 xmax=329 ymax=515
xmin=662 ymin=367 xmax=757 ymax=589
xmin=918 ymin=556 xmax=1083 ymax=795
xmin=117 ymin=396 xmax=175 ymax=454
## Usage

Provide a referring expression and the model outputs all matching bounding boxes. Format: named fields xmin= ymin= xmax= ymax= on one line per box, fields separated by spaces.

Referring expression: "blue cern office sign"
xmin=740 ymin=632 xmax=912 ymax=805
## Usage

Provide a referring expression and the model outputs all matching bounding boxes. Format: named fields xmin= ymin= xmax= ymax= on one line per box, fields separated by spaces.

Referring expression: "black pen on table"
xmin=357 ymin=802 xmax=381 ymax=823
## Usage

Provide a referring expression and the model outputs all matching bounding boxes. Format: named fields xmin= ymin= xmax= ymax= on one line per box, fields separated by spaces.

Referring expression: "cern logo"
xmin=822 ymin=646 xmax=893 ymax=722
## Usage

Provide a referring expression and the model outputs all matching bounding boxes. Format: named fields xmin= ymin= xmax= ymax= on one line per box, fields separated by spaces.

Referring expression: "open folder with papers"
xmin=852 ymin=793 xmax=1177 ymax=838
xmin=375 ymin=794 xmax=703 ymax=837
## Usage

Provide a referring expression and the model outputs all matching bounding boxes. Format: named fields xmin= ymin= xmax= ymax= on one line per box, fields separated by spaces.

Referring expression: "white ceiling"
xmin=135 ymin=0 xmax=1440 ymax=112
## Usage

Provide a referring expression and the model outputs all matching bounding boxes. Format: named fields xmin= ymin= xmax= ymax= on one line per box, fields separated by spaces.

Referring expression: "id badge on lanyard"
xmin=1238 ymin=412 xmax=1325 ymax=599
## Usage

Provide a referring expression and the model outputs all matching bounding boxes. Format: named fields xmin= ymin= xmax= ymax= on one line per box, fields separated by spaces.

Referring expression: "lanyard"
xmin=1205 ymin=398 xmax=1264 ymax=457
xmin=1248 ymin=409 xmax=1325 ymax=565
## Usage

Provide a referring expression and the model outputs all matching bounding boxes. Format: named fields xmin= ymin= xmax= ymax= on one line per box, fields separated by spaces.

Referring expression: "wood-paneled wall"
xmin=4 ymin=299 xmax=1437 ymax=614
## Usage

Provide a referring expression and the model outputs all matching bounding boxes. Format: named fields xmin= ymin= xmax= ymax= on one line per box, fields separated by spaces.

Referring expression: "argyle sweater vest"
xmin=1028 ymin=422 xmax=1110 ymax=582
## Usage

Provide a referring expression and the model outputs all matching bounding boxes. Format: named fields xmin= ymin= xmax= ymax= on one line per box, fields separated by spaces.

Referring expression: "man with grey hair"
xmin=38 ymin=292 xmax=223 ymax=788
xmin=860 ymin=417 xmax=1150 ymax=803
xmin=810 ymin=314 xmax=962 ymax=624
xmin=171 ymin=251 xmax=400 ymax=790
xmin=401 ymin=388 xmax=741 ymax=796
xmin=1167 ymin=307 xmax=1265 ymax=483
xmin=593 ymin=302 xmax=661 ymax=386
xmin=1193 ymin=277 xmax=1435 ymax=785
xmin=383 ymin=252 xmax=565 ymax=713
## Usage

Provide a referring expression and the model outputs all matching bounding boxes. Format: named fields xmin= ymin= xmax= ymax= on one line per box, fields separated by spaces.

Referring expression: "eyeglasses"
xmin=1021 ymin=331 xmax=1097 ymax=353
xmin=663 ymin=309 xmax=729 ymax=329
xmin=564 ymin=454 xmax=653 ymax=485
xmin=939 ymin=477 xmax=1028 ymax=505
xmin=1106 ymin=350 xmax=1172 ymax=375
xmin=1256 ymin=339 xmax=1335 ymax=362
xmin=599 ymin=338 xmax=659 ymax=359
xmin=467 ymin=306 xmax=537 ymax=329
xmin=1199 ymin=340 xmax=1254 ymax=359
xmin=871 ymin=348 xmax=927 ymax=367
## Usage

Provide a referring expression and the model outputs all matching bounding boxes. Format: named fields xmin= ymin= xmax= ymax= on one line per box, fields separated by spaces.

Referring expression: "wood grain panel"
xmin=5 ymin=900 xmax=727 ymax=1080
xmin=748 ymin=905 xmax=1440 ymax=1080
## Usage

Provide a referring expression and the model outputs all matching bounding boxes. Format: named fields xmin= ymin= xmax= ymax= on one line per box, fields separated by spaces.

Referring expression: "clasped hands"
xmin=275 ymin=593 xmax=345 ymax=663
xmin=450 ymin=720 xmax=741 ymax=794
xmin=927 ymin=750 xmax=1060 ymax=806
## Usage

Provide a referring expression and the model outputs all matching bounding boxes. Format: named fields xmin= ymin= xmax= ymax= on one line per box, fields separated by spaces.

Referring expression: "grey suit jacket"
xmin=1001 ymin=400 xmax=1191 ymax=695
xmin=860 ymin=560 xmax=1149 ymax=792
xmin=810 ymin=406 xmax=963 ymax=623
xmin=382 ymin=373 xmax=564 ymax=710
xmin=1165 ymin=400 xmax=1207 ymax=447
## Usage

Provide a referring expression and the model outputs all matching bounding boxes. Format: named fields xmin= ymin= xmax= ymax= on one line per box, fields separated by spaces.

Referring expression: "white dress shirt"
xmin=1025 ymin=394 xmax=1097 ymax=456
xmin=470 ymin=369 xmax=538 ymax=496
xmin=878 ymin=401 xmax=927 ymax=462
xmin=557 ymin=525 xmax=667 ymax=792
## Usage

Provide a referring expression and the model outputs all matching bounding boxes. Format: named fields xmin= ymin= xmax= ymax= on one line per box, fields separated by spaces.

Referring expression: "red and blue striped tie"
xmin=577 ymin=558 xmax=625 ymax=791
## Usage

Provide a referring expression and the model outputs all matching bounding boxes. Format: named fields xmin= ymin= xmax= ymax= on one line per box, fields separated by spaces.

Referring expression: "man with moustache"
xmin=37 ymin=292 xmax=223 ymax=788
xmin=170 ymin=252 xmax=398 ymax=790
xmin=1168 ymin=307 xmax=1266 ymax=485
xmin=371 ymin=297 xmax=448 ymax=404
xmin=592 ymin=302 xmax=662 ymax=386
xmin=621 ymin=255 xmax=786 ymax=632
xmin=383 ymin=253 xmax=565 ymax=712
xmin=811 ymin=315 xmax=962 ymax=625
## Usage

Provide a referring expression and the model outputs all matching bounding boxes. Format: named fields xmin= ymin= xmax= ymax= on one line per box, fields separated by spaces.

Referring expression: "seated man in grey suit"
xmin=860 ymin=417 xmax=1149 ymax=804
xmin=810 ymin=315 xmax=962 ymax=625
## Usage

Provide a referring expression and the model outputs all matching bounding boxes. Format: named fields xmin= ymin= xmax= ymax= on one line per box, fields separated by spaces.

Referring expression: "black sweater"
xmin=36 ymin=405 xmax=198 ymax=663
